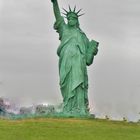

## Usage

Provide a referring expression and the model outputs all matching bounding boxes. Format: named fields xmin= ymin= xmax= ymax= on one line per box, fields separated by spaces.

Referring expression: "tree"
xmin=0 ymin=98 xmax=6 ymax=115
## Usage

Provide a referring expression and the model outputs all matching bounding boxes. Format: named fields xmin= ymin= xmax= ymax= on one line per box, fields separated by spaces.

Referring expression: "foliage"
xmin=35 ymin=104 xmax=55 ymax=115
xmin=0 ymin=98 xmax=6 ymax=115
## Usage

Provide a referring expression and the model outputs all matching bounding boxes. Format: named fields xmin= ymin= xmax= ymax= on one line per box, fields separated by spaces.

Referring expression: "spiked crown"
xmin=62 ymin=6 xmax=84 ymax=19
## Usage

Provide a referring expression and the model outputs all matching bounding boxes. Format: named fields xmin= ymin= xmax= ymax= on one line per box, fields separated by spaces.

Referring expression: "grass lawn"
xmin=0 ymin=118 xmax=140 ymax=140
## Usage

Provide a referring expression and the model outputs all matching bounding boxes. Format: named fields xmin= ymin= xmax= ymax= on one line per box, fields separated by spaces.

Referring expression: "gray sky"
xmin=0 ymin=0 xmax=140 ymax=120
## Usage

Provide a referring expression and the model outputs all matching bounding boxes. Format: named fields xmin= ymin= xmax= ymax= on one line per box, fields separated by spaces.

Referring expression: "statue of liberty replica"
xmin=51 ymin=0 xmax=99 ymax=116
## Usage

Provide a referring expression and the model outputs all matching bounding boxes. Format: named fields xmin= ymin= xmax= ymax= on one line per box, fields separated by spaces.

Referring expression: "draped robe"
xmin=54 ymin=16 xmax=98 ymax=115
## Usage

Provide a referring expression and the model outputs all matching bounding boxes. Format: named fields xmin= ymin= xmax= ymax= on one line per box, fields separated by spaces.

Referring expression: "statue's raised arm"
xmin=51 ymin=0 xmax=62 ymax=21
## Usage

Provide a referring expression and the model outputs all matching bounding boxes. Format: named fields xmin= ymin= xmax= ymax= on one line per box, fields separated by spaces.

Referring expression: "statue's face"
xmin=67 ymin=16 xmax=78 ymax=27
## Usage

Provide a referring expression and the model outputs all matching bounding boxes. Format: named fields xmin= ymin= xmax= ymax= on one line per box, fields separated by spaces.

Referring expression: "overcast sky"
xmin=0 ymin=0 xmax=140 ymax=120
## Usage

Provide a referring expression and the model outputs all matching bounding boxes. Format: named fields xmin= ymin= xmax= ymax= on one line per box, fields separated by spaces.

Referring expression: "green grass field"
xmin=0 ymin=118 xmax=140 ymax=140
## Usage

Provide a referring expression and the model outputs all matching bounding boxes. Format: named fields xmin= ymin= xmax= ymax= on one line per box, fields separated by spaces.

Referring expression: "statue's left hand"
xmin=90 ymin=40 xmax=98 ymax=55
xmin=93 ymin=46 xmax=98 ymax=55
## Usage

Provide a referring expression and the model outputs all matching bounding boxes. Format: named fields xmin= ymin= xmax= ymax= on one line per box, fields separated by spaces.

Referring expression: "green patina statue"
xmin=51 ymin=0 xmax=99 ymax=116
